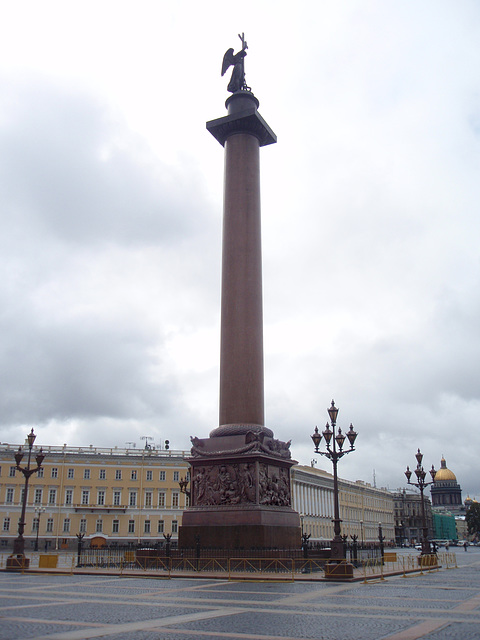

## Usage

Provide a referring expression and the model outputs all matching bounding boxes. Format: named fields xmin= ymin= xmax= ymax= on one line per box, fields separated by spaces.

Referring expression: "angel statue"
xmin=222 ymin=33 xmax=250 ymax=93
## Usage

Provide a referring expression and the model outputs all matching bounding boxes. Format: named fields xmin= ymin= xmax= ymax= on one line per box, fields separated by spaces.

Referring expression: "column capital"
xmin=207 ymin=107 xmax=276 ymax=147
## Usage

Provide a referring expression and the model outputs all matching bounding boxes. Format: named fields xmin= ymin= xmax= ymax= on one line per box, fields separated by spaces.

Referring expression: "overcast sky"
xmin=0 ymin=1 xmax=479 ymax=500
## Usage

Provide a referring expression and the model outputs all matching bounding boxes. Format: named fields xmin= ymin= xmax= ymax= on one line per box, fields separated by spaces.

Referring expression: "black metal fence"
xmin=77 ymin=541 xmax=382 ymax=570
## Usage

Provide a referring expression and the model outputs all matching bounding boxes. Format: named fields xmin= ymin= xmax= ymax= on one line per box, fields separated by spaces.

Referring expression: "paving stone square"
xmin=0 ymin=548 xmax=478 ymax=639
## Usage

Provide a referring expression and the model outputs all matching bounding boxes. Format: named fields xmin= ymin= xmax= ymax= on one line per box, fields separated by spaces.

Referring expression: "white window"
xmin=144 ymin=520 xmax=151 ymax=534
xmin=128 ymin=519 xmax=135 ymax=533
xmin=97 ymin=490 xmax=105 ymax=506
xmin=48 ymin=489 xmax=56 ymax=505
xmin=173 ymin=471 xmax=179 ymax=482
xmin=32 ymin=517 xmax=39 ymax=532
xmin=63 ymin=518 xmax=70 ymax=533
xmin=6 ymin=488 xmax=14 ymax=504
xmin=99 ymin=469 xmax=106 ymax=480
xmin=172 ymin=520 xmax=178 ymax=534
xmin=158 ymin=492 xmax=165 ymax=508
xmin=79 ymin=518 xmax=87 ymax=533
xmin=96 ymin=519 xmax=103 ymax=533
xmin=9 ymin=466 xmax=16 ymax=477
xmin=157 ymin=520 xmax=164 ymax=534
xmin=115 ymin=469 xmax=122 ymax=480
xmin=129 ymin=492 xmax=137 ymax=507
xmin=65 ymin=489 xmax=73 ymax=505
xmin=3 ymin=518 xmax=10 ymax=532
xmin=145 ymin=491 xmax=152 ymax=508
xmin=46 ymin=518 xmax=54 ymax=533
xmin=112 ymin=519 xmax=119 ymax=533
xmin=84 ymin=469 xmax=90 ymax=480
xmin=67 ymin=468 xmax=74 ymax=479
xmin=131 ymin=470 xmax=137 ymax=481
xmin=51 ymin=468 xmax=58 ymax=478
xmin=172 ymin=492 xmax=179 ymax=509
xmin=81 ymin=490 xmax=89 ymax=505
xmin=34 ymin=488 xmax=42 ymax=504
xmin=113 ymin=490 xmax=121 ymax=506
xmin=37 ymin=467 xmax=44 ymax=478
xmin=159 ymin=471 xmax=166 ymax=481
xmin=146 ymin=470 xmax=153 ymax=481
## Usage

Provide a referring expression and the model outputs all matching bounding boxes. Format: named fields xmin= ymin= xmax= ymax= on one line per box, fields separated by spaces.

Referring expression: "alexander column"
xmin=179 ymin=35 xmax=300 ymax=549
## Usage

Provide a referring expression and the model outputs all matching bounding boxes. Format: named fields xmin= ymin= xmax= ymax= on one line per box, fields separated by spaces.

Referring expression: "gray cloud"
xmin=0 ymin=77 xmax=207 ymax=247
xmin=0 ymin=76 xmax=218 ymax=447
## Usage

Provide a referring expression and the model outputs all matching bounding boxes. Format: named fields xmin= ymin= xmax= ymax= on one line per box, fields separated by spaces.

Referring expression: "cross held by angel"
xmin=222 ymin=32 xmax=250 ymax=93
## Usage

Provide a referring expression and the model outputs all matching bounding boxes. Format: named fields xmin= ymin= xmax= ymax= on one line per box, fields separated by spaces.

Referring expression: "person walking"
xmin=464 ymin=540 xmax=468 ymax=551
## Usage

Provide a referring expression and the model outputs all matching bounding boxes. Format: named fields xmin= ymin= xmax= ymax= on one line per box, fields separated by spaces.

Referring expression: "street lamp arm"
xmin=18 ymin=465 xmax=43 ymax=480
xmin=317 ymin=448 xmax=354 ymax=462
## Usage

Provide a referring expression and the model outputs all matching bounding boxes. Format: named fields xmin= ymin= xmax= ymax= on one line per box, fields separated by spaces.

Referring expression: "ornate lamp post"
xmin=7 ymin=429 xmax=45 ymax=570
xmin=311 ymin=400 xmax=357 ymax=561
xmin=76 ymin=533 xmax=85 ymax=567
xmin=178 ymin=476 xmax=191 ymax=500
xmin=405 ymin=449 xmax=436 ymax=555
xmin=33 ymin=506 xmax=46 ymax=552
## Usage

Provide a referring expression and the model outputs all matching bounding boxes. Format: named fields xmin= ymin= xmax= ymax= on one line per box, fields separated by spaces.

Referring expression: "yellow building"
xmin=291 ymin=465 xmax=395 ymax=544
xmin=0 ymin=442 xmax=189 ymax=550
xmin=1 ymin=439 xmax=396 ymax=552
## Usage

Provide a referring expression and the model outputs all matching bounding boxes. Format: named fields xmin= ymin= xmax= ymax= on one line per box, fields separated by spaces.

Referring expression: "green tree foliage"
xmin=466 ymin=503 xmax=480 ymax=535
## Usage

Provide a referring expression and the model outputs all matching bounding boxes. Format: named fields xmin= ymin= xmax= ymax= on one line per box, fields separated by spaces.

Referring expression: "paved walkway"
xmin=0 ymin=547 xmax=478 ymax=639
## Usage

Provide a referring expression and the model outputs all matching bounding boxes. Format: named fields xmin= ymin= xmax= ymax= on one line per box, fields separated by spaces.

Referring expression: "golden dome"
xmin=434 ymin=457 xmax=457 ymax=482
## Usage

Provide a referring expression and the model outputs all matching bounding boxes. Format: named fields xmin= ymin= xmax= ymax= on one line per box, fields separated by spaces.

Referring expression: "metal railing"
xmin=1 ymin=550 xmax=458 ymax=581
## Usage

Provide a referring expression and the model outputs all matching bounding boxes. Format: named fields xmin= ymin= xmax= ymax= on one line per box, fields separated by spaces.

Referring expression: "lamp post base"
xmin=6 ymin=554 xmax=30 ymax=572
xmin=329 ymin=538 xmax=345 ymax=561
xmin=324 ymin=561 xmax=354 ymax=580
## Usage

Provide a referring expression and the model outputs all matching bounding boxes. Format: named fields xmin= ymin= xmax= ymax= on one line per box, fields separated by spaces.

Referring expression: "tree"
xmin=466 ymin=503 xmax=480 ymax=536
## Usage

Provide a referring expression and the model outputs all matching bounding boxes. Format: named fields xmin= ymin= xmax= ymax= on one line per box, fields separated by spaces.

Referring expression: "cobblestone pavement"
xmin=0 ymin=548 xmax=479 ymax=639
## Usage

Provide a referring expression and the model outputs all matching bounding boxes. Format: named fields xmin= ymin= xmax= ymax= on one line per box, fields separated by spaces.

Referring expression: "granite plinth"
xmin=179 ymin=505 xmax=300 ymax=549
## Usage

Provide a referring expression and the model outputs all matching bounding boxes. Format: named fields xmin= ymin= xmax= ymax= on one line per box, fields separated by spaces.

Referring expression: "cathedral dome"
xmin=434 ymin=457 xmax=457 ymax=482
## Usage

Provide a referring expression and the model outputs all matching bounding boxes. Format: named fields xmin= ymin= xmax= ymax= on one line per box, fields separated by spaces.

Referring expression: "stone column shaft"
xmin=220 ymin=132 xmax=264 ymax=427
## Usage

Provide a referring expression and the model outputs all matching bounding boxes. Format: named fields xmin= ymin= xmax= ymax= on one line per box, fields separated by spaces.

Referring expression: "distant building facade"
xmin=393 ymin=489 xmax=434 ymax=546
xmin=291 ymin=465 xmax=395 ymax=544
xmin=432 ymin=510 xmax=458 ymax=541
xmin=0 ymin=442 xmax=189 ymax=551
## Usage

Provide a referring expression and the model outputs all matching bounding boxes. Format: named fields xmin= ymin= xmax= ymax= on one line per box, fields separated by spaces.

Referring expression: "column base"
xmin=179 ymin=506 xmax=300 ymax=549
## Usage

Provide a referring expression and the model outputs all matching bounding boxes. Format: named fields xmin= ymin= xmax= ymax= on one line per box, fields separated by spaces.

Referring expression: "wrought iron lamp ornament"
xmin=404 ymin=449 xmax=436 ymax=555
xmin=310 ymin=401 xmax=358 ymax=561
xmin=178 ymin=476 xmax=191 ymax=499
